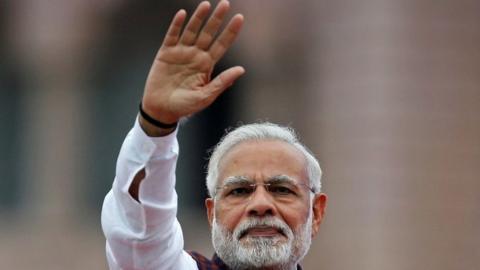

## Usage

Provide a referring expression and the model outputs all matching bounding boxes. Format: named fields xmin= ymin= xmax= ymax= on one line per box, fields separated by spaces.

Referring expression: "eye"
xmin=228 ymin=187 xmax=254 ymax=196
xmin=269 ymin=185 xmax=295 ymax=196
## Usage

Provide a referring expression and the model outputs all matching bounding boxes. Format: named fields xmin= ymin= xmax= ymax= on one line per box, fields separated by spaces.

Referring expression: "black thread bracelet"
xmin=139 ymin=102 xmax=178 ymax=129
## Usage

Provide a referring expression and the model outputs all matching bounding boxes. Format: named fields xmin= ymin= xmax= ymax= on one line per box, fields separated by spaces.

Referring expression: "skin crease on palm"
xmin=141 ymin=0 xmax=246 ymax=128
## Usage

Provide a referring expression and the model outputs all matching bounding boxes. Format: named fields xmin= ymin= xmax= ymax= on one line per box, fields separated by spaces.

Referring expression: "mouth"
xmin=239 ymin=225 xmax=286 ymax=239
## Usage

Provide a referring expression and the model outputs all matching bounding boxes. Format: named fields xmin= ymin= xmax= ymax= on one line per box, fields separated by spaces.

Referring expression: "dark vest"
xmin=187 ymin=251 xmax=303 ymax=270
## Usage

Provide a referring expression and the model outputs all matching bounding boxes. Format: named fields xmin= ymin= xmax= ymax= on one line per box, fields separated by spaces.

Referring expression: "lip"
xmin=240 ymin=226 xmax=285 ymax=238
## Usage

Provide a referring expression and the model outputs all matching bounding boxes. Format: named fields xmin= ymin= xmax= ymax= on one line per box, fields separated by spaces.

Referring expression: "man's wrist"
xmin=138 ymin=114 xmax=177 ymax=137
xmin=139 ymin=102 xmax=178 ymax=128
xmin=138 ymin=102 xmax=178 ymax=137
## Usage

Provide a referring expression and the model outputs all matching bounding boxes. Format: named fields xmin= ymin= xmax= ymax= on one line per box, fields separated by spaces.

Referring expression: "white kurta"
xmin=101 ymin=117 xmax=198 ymax=270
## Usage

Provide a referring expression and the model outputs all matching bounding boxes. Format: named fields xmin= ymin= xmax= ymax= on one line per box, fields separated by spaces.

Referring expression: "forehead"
xmin=218 ymin=140 xmax=308 ymax=185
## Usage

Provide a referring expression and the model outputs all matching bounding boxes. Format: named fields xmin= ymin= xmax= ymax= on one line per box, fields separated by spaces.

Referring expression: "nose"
xmin=245 ymin=185 xmax=277 ymax=217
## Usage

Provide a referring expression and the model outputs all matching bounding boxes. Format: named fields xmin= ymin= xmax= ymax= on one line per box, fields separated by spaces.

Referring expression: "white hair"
xmin=211 ymin=210 xmax=313 ymax=269
xmin=206 ymin=122 xmax=322 ymax=198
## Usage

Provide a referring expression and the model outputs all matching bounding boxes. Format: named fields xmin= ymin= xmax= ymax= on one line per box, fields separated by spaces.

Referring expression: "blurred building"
xmin=0 ymin=0 xmax=479 ymax=269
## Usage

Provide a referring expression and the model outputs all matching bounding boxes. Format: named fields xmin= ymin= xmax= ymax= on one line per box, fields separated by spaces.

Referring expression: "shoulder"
xmin=187 ymin=251 xmax=211 ymax=264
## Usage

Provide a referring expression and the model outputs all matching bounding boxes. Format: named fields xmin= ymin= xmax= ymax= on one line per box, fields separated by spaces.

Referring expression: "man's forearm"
xmin=101 ymin=118 xmax=196 ymax=269
xmin=127 ymin=113 xmax=178 ymax=201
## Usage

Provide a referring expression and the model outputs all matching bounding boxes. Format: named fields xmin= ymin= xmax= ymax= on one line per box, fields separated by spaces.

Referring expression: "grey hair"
xmin=206 ymin=122 xmax=322 ymax=198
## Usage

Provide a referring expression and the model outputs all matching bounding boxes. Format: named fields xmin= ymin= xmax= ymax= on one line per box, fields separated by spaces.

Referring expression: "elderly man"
xmin=101 ymin=1 xmax=327 ymax=269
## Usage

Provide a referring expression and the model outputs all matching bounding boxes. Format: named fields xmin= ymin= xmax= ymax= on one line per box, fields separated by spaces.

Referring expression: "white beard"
xmin=211 ymin=210 xmax=313 ymax=270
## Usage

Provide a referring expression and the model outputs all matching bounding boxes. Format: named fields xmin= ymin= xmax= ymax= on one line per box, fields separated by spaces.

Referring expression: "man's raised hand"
xmin=141 ymin=0 xmax=244 ymax=131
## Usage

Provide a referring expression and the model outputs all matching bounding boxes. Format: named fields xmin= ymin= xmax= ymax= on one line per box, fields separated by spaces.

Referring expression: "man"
xmin=101 ymin=1 xmax=327 ymax=269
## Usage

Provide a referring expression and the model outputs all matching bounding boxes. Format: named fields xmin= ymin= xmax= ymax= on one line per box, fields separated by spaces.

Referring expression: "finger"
xmin=162 ymin=9 xmax=187 ymax=47
xmin=179 ymin=1 xmax=211 ymax=46
xmin=196 ymin=0 xmax=230 ymax=50
xmin=203 ymin=66 xmax=245 ymax=97
xmin=209 ymin=14 xmax=244 ymax=62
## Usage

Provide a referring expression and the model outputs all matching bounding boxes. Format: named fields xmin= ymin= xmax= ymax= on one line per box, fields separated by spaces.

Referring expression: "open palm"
xmin=142 ymin=0 xmax=245 ymax=125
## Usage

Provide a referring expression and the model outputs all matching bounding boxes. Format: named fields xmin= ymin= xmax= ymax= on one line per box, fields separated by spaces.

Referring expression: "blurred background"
xmin=1 ymin=0 xmax=479 ymax=269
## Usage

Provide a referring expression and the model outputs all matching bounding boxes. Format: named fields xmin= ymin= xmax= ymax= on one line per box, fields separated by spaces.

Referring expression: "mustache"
xmin=233 ymin=217 xmax=292 ymax=240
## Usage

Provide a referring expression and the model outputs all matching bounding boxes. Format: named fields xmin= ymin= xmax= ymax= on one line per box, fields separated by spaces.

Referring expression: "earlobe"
xmin=311 ymin=193 xmax=327 ymax=237
xmin=205 ymin=198 xmax=215 ymax=227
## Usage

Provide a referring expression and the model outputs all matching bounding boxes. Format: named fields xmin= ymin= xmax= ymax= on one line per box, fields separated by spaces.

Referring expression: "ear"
xmin=205 ymin=198 xmax=215 ymax=227
xmin=311 ymin=193 xmax=327 ymax=237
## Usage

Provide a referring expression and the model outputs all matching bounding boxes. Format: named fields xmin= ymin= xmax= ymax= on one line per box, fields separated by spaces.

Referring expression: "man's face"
xmin=205 ymin=140 xmax=327 ymax=268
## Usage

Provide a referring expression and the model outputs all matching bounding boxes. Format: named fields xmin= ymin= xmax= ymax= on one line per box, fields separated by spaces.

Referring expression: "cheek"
xmin=214 ymin=202 xmax=246 ymax=231
xmin=282 ymin=202 xmax=311 ymax=230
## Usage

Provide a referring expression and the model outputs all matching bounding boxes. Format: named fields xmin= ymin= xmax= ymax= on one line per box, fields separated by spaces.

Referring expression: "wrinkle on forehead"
xmin=217 ymin=139 xmax=309 ymax=187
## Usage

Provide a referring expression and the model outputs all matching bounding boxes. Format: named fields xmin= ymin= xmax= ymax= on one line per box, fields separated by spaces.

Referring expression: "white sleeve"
xmin=101 ymin=117 xmax=198 ymax=270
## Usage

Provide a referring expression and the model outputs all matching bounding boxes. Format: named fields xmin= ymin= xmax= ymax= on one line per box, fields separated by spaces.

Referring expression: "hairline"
xmin=206 ymin=123 xmax=322 ymax=199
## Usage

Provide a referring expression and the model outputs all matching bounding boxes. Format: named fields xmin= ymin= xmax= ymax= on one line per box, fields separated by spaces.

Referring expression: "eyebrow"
xmin=221 ymin=175 xmax=300 ymax=186
xmin=222 ymin=176 xmax=252 ymax=186
xmin=267 ymin=175 xmax=299 ymax=185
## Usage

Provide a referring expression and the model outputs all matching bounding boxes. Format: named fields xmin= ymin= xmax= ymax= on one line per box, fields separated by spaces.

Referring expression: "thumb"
xmin=204 ymin=66 xmax=245 ymax=97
